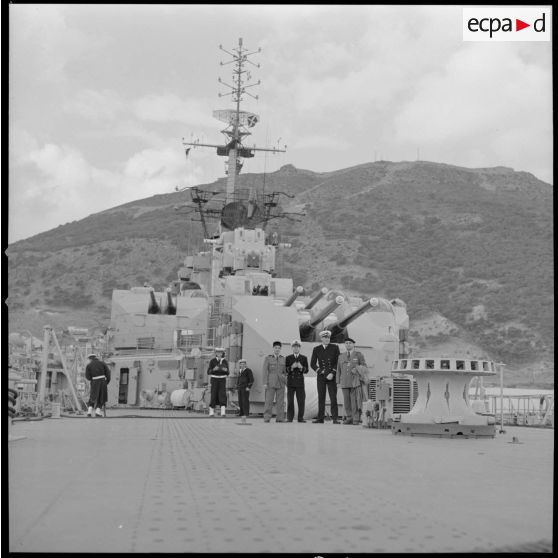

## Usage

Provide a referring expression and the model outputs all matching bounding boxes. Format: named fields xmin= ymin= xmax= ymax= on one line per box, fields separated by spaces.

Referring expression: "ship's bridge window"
xmin=482 ymin=361 xmax=490 ymax=371
xmin=425 ymin=360 xmax=435 ymax=369
xmin=456 ymin=360 xmax=465 ymax=370
xmin=441 ymin=359 xmax=450 ymax=369
xmin=412 ymin=360 xmax=420 ymax=369
xmin=470 ymin=361 xmax=478 ymax=371
xmin=392 ymin=360 xmax=399 ymax=369
xmin=400 ymin=360 xmax=408 ymax=369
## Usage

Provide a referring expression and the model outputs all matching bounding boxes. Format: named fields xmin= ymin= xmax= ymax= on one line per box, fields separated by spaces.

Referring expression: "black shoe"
xmin=312 ymin=419 xmax=324 ymax=423
xmin=287 ymin=419 xmax=293 ymax=422
xmin=298 ymin=419 xmax=307 ymax=423
xmin=275 ymin=419 xmax=285 ymax=423
xmin=343 ymin=419 xmax=353 ymax=425
xmin=333 ymin=420 xmax=340 ymax=424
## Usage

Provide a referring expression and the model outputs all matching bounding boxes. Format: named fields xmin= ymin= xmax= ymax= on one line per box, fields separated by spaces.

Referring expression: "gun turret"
xmin=165 ymin=288 xmax=177 ymax=315
xmin=299 ymin=295 xmax=344 ymax=340
xmin=304 ymin=287 xmax=328 ymax=310
xmin=284 ymin=286 xmax=304 ymax=307
xmin=326 ymin=297 xmax=382 ymax=340
xmin=147 ymin=289 xmax=162 ymax=314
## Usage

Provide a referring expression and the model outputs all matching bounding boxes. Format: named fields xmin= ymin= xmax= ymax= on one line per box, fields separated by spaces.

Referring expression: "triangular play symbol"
xmin=516 ymin=19 xmax=530 ymax=31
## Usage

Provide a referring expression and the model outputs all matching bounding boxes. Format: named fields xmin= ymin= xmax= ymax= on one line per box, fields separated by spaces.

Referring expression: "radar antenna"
xmin=182 ymin=37 xmax=287 ymax=204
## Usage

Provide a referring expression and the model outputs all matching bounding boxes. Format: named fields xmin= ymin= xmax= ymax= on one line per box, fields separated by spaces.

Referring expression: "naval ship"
xmin=8 ymin=39 xmax=553 ymax=553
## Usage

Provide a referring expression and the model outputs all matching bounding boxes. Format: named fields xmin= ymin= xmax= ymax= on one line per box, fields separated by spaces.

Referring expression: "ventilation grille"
xmin=178 ymin=333 xmax=203 ymax=348
xmin=368 ymin=378 xmax=377 ymax=400
xmin=136 ymin=337 xmax=155 ymax=350
xmin=392 ymin=377 xmax=413 ymax=413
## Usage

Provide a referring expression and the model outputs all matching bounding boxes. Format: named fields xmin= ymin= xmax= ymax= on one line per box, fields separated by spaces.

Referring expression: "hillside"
xmin=6 ymin=160 xmax=554 ymax=387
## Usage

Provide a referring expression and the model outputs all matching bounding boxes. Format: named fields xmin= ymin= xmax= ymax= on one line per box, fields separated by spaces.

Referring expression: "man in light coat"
xmin=337 ymin=338 xmax=367 ymax=425
xmin=262 ymin=341 xmax=287 ymax=423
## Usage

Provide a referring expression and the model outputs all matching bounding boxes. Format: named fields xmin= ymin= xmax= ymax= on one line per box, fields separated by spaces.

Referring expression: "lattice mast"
xmin=182 ymin=37 xmax=286 ymax=204
xmin=218 ymin=37 xmax=259 ymax=203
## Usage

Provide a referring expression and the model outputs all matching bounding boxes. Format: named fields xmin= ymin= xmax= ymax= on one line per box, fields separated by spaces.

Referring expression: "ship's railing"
xmin=113 ymin=347 xmax=179 ymax=356
xmin=469 ymin=393 xmax=554 ymax=428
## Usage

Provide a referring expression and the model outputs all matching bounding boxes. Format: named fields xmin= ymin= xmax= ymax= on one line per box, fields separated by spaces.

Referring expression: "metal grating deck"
xmin=8 ymin=411 xmax=554 ymax=553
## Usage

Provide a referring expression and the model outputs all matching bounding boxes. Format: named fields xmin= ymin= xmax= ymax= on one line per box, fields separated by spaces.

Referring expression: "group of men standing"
xmin=205 ymin=329 xmax=369 ymax=424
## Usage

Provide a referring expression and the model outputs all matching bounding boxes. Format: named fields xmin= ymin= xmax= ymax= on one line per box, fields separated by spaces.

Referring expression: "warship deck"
xmin=8 ymin=410 xmax=553 ymax=553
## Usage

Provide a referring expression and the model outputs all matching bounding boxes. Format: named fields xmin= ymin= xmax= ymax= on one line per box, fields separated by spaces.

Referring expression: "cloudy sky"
xmin=8 ymin=4 xmax=552 ymax=243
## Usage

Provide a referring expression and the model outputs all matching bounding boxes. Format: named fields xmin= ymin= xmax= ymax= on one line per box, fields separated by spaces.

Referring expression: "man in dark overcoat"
xmin=310 ymin=330 xmax=340 ymax=424
xmin=285 ymin=340 xmax=308 ymax=422
xmin=236 ymin=358 xmax=254 ymax=421
xmin=85 ymin=353 xmax=111 ymax=417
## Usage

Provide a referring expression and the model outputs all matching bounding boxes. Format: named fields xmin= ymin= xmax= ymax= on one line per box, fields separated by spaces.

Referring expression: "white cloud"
xmin=293 ymin=135 xmax=350 ymax=151
xmin=8 ymin=138 xmax=209 ymax=242
xmin=9 ymin=5 xmax=104 ymax=84
xmin=133 ymin=94 xmax=216 ymax=128
xmin=392 ymin=42 xmax=553 ymax=179
xmin=64 ymin=89 xmax=125 ymax=121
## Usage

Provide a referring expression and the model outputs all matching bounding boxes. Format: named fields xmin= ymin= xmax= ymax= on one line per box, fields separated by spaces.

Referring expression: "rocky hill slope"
xmin=7 ymin=160 xmax=553 ymax=387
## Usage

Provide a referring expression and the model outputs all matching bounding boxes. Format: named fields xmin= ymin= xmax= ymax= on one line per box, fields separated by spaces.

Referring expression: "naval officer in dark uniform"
xmin=285 ymin=340 xmax=309 ymax=422
xmin=310 ymin=330 xmax=340 ymax=423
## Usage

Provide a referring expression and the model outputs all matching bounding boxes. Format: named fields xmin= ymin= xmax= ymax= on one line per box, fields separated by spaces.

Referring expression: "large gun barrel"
xmin=165 ymin=288 xmax=177 ymax=315
xmin=147 ymin=289 xmax=161 ymax=314
xmin=299 ymin=295 xmax=344 ymax=339
xmin=284 ymin=286 xmax=304 ymax=307
xmin=326 ymin=297 xmax=390 ymax=338
xmin=304 ymin=287 xmax=328 ymax=310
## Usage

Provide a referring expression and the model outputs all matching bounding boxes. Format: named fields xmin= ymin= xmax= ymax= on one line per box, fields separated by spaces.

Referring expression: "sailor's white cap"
xmin=319 ymin=330 xmax=331 ymax=338
xmin=215 ymin=347 xmax=225 ymax=352
xmin=87 ymin=353 xmax=97 ymax=359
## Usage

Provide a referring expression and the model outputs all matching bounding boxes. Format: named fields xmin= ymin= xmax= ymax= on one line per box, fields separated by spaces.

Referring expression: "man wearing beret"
xmin=285 ymin=340 xmax=309 ymax=422
xmin=337 ymin=338 xmax=368 ymax=424
xmin=310 ymin=330 xmax=341 ymax=424
xmin=262 ymin=341 xmax=287 ymax=422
